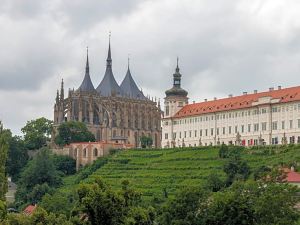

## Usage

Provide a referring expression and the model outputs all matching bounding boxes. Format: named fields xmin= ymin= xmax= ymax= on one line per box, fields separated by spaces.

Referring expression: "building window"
xmin=282 ymin=121 xmax=285 ymax=130
xmin=217 ymin=128 xmax=219 ymax=135
xmin=184 ymin=131 xmax=187 ymax=138
xmin=173 ymin=133 xmax=176 ymax=139
xmin=189 ymin=131 xmax=192 ymax=137
xmin=254 ymin=123 xmax=259 ymax=132
xmin=248 ymin=124 xmax=251 ymax=132
xmin=290 ymin=136 xmax=295 ymax=144
xmin=298 ymin=119 xmax=300 ymax=129
xmin=235 ymin=126 xmax=238 ymax=133
xmin=229 ymin=126 xmax=232 ymax=134
xmin=211 ymin=128 xmax=214 ymax=136
xmin=200 ymin=130 xmax=202 ymax=137
xmin=290 ymin=120 xmax=293 ymax=129
xmin=241 ymin=125 xmax=244 ymax=133
xmin=262 ymin=122 xmax=267 ymax=131
xmin=261 ymin=108 xmax=267 ymax=114
xmin=179 ymin=132 xmax=181 ymax=138
xmin=205 ymin=129 xmax=208 ymax=136
xmin=165 ymin=133 xmax=168 ymax=139
xmin=194 ymin=130 xmax=197 ymax=137
xmin=222 ymin=127 xmax=225 ymax=135
xmin=272 ymin=107 xmax=278 ymax=113
xmin=93 ymin=148 xmax=98 ymax=157
xmin=272 ymin=121 xmax=278 ymax=130
xmin=272 ymin=137 xmax=278 ymax=145
xmin=83 ymin=148 xmax=87 ymax=158
xmin=165 ymin=106 xmax=169 ymax=116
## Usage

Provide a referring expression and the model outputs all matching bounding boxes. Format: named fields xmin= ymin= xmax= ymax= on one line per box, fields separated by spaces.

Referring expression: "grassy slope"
xmin=56 ymin=145 xmax=300 ymax=201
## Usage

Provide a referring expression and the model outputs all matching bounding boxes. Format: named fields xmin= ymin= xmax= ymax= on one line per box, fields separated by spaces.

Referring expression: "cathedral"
xmin=53 ymin=39 xmax=162 ymax=148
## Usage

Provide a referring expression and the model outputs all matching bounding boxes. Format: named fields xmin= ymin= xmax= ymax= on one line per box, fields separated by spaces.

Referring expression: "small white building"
xmin=162 ymin=61 xmax=300 ymax=148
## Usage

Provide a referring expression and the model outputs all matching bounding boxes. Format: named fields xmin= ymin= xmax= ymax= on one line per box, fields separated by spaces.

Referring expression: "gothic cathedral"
xmin=53 ymin=39 xmax=162 ymax=148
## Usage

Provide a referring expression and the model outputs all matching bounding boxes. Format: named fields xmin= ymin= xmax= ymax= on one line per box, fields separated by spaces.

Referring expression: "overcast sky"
xmin=1 ymin=0 xmax=300 ymax=134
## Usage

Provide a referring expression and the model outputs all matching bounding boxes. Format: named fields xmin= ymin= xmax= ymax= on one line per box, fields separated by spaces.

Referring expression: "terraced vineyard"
xmin=63 ymin=145 xmax=300 ymax=200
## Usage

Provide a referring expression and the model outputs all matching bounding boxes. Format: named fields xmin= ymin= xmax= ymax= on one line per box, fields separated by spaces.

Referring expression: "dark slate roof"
xmin=96 ymin=41 xmax=123 ymax=96
xmin=120 ymin=67 xmax=146 ymax=100
xmin=78 ymin=49 xmax=96 ymax=92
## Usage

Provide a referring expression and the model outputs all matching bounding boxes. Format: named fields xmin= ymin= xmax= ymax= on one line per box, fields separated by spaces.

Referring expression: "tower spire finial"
xmin=176 ymin=57 xmax=179 ymax=72
xmin=107 ymin=31 xmax=112 ymax=67
xmin=86 ymin=46 xmax=89 ymax=75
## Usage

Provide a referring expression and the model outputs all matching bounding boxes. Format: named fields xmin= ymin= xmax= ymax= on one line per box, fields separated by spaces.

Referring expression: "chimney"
xmin=278 ymin=85 xmax=282 ymax=90
xmin=243 ymin=91 xmax=247 ymax=95
xmin=269 ymin=87 xmax=274 ymax=92
xmin=204 ymin=99 xmax=207 ymax=102
xmin=254 ymin=90 xmax=257 ymax=94
xmin=214 ymin=97 xmax=217 ymax=100
xmin=228 ymin=94 xmax=233 ymax=98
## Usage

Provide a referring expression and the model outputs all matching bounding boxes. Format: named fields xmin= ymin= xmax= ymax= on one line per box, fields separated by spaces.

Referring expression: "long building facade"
xmin=53 ymin=40 xmax=162 ymax=148
xmin=162 ymin=62 xmax=300 ymax=147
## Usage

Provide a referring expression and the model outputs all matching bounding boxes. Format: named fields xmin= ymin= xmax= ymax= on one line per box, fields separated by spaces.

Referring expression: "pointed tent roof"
xmin=78 ymin=47 xmax=96 ymax=92
xmin=96 ymin=36 xmax=123 ymax=97
xmin=120 ymin=60 xmax=146 ymax=100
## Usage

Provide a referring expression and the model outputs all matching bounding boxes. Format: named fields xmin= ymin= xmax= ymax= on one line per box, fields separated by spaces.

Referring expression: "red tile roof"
xmin=173 ymin=86 xmax=300 ymax=118
xmin=23 ymin=204 xmax=37 ymax=216
xmin=285 ymin=171 xmax=300 ymax=183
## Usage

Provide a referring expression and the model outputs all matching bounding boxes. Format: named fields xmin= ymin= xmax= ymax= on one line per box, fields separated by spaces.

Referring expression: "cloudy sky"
xmin=1 ymin=0 xmax=300 ymax=134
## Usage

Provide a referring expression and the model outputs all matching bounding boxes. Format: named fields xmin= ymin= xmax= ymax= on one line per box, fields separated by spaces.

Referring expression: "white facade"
xmin=162 ymin=89 xmax=300 ymax=148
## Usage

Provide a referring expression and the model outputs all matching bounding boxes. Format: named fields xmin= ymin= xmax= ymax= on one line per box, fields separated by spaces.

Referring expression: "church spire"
xmin=85 ymin=46 xmax=89 ymax=75
xmin=60 ymin=78 xmax=64 ymax=101
xmin=176 ymin=57 xmax=179 ymax=73
xmin=106 ymin=32 xmax=112 ymax=67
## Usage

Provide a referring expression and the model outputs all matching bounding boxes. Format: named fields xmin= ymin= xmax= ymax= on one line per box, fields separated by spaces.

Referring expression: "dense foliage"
xmin=140 ymin=136 xmax=153 ymax=148
xmin=15 ymin=148 xmax=63 ymax=207
xmin=54 ymin=121 xmax=95 ymax=146
xmin=21 ymin=117 xmax=53 ymax=150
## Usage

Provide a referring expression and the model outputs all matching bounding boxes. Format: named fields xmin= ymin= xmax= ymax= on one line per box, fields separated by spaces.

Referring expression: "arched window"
xmin=93 ymin=148 xmax=98 ymax=157
xmin=83 ymin=148 xmax=87 ymax=158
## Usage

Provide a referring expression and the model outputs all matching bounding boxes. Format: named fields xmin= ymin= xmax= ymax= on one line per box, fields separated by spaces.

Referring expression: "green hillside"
xmin=58 ymin=145 xmax=300 ymax=201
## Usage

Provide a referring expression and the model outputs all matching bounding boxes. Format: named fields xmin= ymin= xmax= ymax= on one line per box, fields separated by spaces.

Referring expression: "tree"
xmin=21 ymin=117 xmax=53 ymax=150
xmin=218 ymin=144 xmax=229 ymax=158
xmin=77 ymin=177 xmax=154 ymax=225
xmin=15 ymin=148 xmax=62 ymax=207
xmin=0 ymin=121 xmax=9 ymax=222
xmin=157 ymin=187 xmax=208 ymax=225
xmin=205 ymin=173 xmax=225 ymax=192
xmin=54 ymin=121 xmax=95 ymax=146
xmin=52 ymin=155 xmax=76 ymax=175
xmin=223 ymin=154 xmax=250 ymax=185
xmin=140 ymin=136 xmax=153 ymax=148
xmin=6 ymin=136 xmax=28 ymax=181
xmin=198 ymin=181 xmax=300 ymax=225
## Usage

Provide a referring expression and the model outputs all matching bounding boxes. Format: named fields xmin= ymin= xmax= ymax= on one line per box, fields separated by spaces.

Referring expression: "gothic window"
xmin=112 ymin=112 xmax=117 ymax=127
xmin=93 ymin=148 xmax=98 ymax=157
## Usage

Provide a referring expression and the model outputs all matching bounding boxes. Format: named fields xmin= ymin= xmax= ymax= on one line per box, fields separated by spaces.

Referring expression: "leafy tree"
xmin=198 ymin=181 xmax=300 ymax=225
xmin=140 ymin=136 xmax=153 ymax=148
xmin=0 ymin=200 xmax=6 ymax=222
xmin=77 ymin=177 xmax=154 ymax=225
xmin=53 ymin=154 xmax=76 ymax=175
xmin=55 ymin=121 xmax=95 ymax=146
xmin=6 ymin=136 xmax=28 ymax=181
xmin=218 ymin=144 xmax=229 ymax=158
xmin=15 ymin=148 xmax=62 ymax=207
xmin=21 ymin=117 xmax=53 ymax=150
xmin=0 ymin=122 xmax=9 ymax=200
xmin=223 ymin=154 xmax=250 ymax=185
xmin=205 ymin=173 xmax=225 ymax=192
xmin=157 ymin=187 xmax=208 ymax=225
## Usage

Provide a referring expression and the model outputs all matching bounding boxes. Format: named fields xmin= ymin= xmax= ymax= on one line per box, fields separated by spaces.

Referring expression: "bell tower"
xmin=164 ymin=58 xmax=188 ymax=118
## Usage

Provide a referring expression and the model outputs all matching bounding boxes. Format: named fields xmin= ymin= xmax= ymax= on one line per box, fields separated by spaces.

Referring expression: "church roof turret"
xmin=120 ymin=58 xmax=146 ymax=100
xmin=165 ymin=57 xmax=188 ymax=97
xmin=96 ymin=34 xmax=123 ymax=97
xmin=78 ymin=47 xmax=96 ymax=92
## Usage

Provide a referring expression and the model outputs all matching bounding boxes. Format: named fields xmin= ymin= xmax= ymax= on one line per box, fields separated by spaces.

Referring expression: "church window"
xmin=93 ymin=148 xmax=98 ymax=157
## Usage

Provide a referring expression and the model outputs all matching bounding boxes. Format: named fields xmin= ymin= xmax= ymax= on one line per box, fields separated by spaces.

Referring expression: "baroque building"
xmin=162 ymin=63 xmax=300 ymax=147
xmin=53 ymin=40 xmax=162 ymax=148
